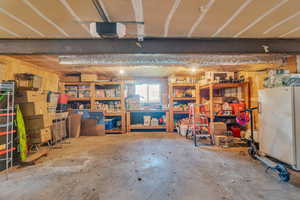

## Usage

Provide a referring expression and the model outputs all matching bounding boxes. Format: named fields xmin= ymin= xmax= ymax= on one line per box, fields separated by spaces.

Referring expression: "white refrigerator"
xmin=259 ymin=86 xmax=300 ymax=170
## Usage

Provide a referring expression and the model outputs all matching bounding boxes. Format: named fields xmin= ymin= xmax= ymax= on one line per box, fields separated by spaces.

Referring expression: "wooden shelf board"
xmin=199 ymin=82 xmax=247 ymax=90
xmin=95 ymin=81 xmax=122 ymax=85
xmin=171 ymin=83 xmax=196 ymax=87
xmin=129 ymin=125 xmax=167 ymax=129
xmin=68 ymin=97 xmax=90 ymax=101
xmin=104 ymin=113 xmax=123 ymax=116
xmin=173 ymin=111 xmax=189 ymax=114
xmin=95 ymin=97 xmax=121 ymax=101
xmin=173 ymin=97 xmax=196 ymax=101
xmin=105 ymin=129 xmax=123 ymax=133
xmin=64 ymin=82 xmax=92 ymax=85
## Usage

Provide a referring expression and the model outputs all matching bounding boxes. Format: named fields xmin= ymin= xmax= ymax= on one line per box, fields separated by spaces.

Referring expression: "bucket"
xmin=180 ymin=125 xmax=188 ymax=136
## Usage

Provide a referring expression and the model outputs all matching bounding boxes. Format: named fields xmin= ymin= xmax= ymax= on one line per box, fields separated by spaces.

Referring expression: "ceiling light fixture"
xmin=119 ymin=69 xmax=125 ymax=74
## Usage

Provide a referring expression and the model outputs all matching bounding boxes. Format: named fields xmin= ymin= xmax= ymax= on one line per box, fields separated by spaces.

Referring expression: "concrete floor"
xmin=1 ymin=133 xmax=300 ymax=200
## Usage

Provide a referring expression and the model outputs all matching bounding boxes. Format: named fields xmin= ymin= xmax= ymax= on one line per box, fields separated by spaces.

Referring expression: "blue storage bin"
xmin=105 ymin=119 xmax=114 ymax=130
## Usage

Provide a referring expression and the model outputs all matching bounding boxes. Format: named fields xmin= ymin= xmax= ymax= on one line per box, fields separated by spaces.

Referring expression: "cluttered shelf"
xmin=199 ymin=82 xmax=248 ymax=90
xmin=126 ymin=110 xmax=169 ymax=132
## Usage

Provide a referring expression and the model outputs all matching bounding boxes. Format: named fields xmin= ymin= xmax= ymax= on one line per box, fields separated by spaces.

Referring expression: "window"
xmin=135 ymin=84 xmax=161 ymax=104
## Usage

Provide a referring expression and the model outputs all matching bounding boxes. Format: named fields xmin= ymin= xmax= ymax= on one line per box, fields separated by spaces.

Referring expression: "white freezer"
xmin=259 ymin=87 xmax=300 ymax=170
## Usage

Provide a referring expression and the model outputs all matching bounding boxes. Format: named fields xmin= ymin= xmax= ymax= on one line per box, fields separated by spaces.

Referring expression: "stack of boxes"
xmin=16 ymin=90 xmax=54 ymax=145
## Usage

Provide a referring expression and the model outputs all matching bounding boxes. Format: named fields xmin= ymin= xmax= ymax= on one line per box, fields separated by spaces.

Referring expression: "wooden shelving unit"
xmin=169 ymin=83 xmax=198 ymax=131
xmin=126 ymin=110 xmax=169 ymax=132
xmin=169 ymin=82 xmax=250 ymax=132
xmin=93 ymin=81 xmax=126 ymax=134
xmin=63 ymin=81 xmax=126 ymax=134
xmin=199 ymin=82 xmax=250 ymax=134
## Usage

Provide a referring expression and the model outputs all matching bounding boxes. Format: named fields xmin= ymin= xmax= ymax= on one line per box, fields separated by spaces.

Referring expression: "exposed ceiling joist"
xmin=1 ymin=38 xmax=300 ymax=55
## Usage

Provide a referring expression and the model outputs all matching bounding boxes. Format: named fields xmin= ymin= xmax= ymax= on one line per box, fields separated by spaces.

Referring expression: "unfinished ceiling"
xmin=0 ymin=0 xmax=299 ymax=38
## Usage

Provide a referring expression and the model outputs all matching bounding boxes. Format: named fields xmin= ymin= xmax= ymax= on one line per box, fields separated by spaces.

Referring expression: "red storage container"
xmin=58 ymin=94 xmax=68 ymax=104
xmin=230 ymin=126 xmax=241 ymax=137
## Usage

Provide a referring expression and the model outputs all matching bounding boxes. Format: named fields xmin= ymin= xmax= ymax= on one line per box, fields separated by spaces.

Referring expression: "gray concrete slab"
xmin=1 ymin=133 xmax=300 ymax=200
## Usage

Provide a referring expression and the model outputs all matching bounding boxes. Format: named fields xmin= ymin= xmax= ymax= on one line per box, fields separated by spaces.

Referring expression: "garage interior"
xmin=1 ymin=0 xmax=300 ymax=200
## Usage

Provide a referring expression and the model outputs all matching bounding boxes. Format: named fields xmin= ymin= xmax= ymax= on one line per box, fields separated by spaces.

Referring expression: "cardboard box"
xmin=81 ymin=119 xmax=105 ymax=136
xmin=29 ymin=128 xmax=51 ymax=144
xmin=24 ymin=115 xmax=52 ymax=130
xmin=19 ymin=102 xmax=47 ymax=116
xmin=31 ymin=75 xmax=42 ymax=89
xmin=68 ymin=113 xmax=81 ymax=138
xmin=211 ymin=122 xmax=227 ymax=135
xmin=81 ymin=74 xmax=98 ymax=82
xmin=15 ymin=91 xmax=46 ymax=103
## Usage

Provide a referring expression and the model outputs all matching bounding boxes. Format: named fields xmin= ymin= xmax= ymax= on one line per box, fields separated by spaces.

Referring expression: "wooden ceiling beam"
xmin=0 ymin=38 xmax=300 ymax=55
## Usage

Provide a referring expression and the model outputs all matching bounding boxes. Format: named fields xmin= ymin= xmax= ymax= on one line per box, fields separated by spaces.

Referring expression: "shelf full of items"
xmin=64 ymin=82 xmax=92 ymax=110
xmin=198 ymin=72 xmax=250 ymax=139
xmin=126 ymin=110 xmax=169 ymax=132
xmin=93 ymin=82 xmax=125 ymax=134
xmin=169 ymin=79 xmax=199 ymax=131
xmin=63 ymin=78 xmax=126 ymax=134
xmin=0 ymin=82 xmax=16 ymax=174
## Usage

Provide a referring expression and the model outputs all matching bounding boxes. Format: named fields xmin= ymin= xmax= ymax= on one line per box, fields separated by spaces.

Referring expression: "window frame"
xmin=135 ymin=83 xmax=161 ymax=105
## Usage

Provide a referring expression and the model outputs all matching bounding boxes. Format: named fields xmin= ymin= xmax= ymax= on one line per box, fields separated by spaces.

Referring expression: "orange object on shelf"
xmin=58 ymin=94 xmax=68 ymax=104
xmin=231 ymin=102 xmax=245 ymax=115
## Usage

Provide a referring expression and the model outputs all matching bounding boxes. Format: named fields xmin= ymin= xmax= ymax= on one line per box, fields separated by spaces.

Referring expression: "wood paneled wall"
xmin=0 ymin=56 xmax=59 ymax=92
